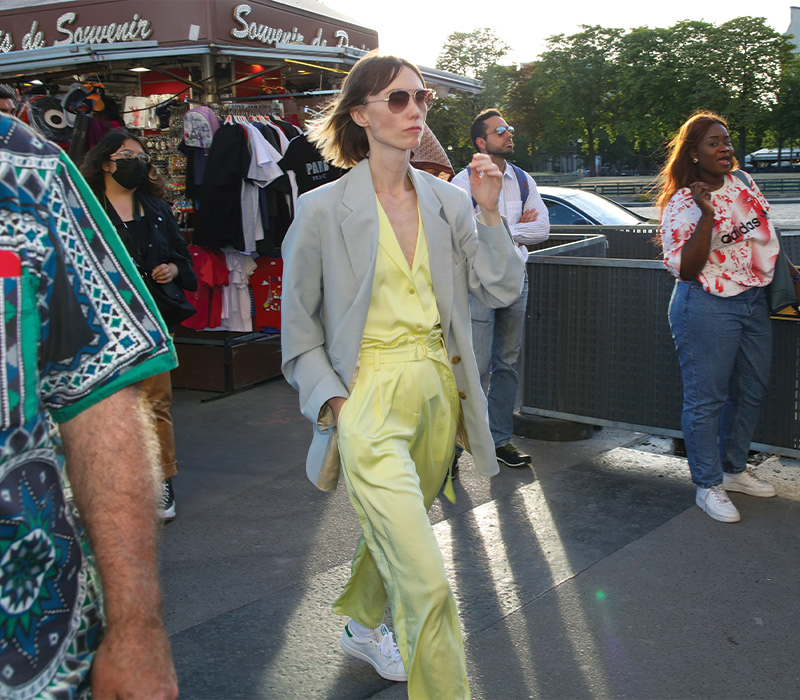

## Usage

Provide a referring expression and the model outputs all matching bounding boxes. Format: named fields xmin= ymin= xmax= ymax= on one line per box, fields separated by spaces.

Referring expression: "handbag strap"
xmin=103 ymin=193 xmax=149 ymax=273
xmin=731 ymin=169 xmax=753 ymax=189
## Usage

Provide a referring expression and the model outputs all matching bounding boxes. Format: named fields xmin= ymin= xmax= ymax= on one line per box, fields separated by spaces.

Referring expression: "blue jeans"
xmin=668 ymin=280 xmax=772 ymax=488
xmin=469 ymin=276 xmax=529 ymax=446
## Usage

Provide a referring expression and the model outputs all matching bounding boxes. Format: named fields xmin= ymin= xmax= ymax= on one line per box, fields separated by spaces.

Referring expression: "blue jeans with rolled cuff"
xmin=668 ymin=280 xmax=771 ymax=488
xmin=469 ymin=275 xmax=529 ymax=447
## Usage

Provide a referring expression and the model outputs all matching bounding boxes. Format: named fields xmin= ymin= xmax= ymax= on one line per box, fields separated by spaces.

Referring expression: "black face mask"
xmin=111 ymin=158 xmax=148 ymax=190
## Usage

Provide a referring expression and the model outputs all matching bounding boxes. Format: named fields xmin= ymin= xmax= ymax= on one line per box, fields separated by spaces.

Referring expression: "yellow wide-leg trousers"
xmin=334 ymin=335 xmax=469 ymax=699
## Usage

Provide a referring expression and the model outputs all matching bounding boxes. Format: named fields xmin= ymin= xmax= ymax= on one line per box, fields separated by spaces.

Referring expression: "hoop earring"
xmin=692 ymin=158 xmax=698 ymax=163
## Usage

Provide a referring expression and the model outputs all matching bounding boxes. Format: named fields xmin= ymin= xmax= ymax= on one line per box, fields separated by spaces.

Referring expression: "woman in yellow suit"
xmin=281 ymin=54 xmax=525 ymax=699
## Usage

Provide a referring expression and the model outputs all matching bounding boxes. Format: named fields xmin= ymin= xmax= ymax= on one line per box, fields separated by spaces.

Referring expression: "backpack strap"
xmin=509 ymin=162 xmax=529 ymax=205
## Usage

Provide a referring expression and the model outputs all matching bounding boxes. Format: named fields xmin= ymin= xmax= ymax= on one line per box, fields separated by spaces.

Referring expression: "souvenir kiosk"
xmin=0 ymin=0 xmax=481 ymax=394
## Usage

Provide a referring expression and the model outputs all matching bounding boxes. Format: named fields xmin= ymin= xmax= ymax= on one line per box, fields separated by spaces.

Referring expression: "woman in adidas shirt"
xmin=658 ymin=111 xmax=800 ymax=523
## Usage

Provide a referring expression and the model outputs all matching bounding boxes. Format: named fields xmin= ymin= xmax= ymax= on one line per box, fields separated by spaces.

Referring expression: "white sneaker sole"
xmin=496 ymin=456 xmax=531 ymax=468
xmin=696 ymin=498 xmax=741 ymax=523
xmin=340 ymin=636 xmax=407 ymax=682
xmin=722 ymin=478 xmax=777 ymax=498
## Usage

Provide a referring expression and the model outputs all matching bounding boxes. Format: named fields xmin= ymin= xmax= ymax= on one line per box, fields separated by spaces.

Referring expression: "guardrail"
xmin=521 ymin=226 xmax=800 ymax=457
xmin=550 ymin=178 xmax=800 ymax=198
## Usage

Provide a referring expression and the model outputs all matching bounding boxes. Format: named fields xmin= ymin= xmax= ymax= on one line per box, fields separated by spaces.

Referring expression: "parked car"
xmin=538 ymin=186 xmax=656 ymax=226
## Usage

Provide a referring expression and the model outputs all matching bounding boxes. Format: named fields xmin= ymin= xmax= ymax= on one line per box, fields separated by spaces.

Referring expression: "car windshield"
xmin=548 ymin=190 xmax=646 ymax=226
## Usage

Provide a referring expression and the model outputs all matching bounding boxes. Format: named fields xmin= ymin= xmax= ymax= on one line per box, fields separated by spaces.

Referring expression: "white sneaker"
xmin=723 ymin=468 xmax=777 ymax=498
xmin=696 ymin=485 xmax=741 ymax=523
xmin=340 ymin=621 xmax=407 ymax=682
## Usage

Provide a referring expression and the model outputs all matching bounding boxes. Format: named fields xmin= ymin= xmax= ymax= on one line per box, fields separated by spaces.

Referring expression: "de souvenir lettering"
xmin=0 ymin=4 xmax=373 ymax=54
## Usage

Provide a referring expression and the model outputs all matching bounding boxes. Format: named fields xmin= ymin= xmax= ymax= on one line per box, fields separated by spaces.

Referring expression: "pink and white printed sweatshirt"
xmin=661 ymin=172 xmax=780 ymax=297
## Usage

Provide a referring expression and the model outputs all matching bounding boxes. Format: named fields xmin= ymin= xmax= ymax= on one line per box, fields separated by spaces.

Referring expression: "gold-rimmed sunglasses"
xmin=363 ymin=89 xmax=435 ymax=113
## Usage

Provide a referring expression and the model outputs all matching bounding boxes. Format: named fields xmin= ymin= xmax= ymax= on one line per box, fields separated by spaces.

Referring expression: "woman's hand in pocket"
xmin=327 ymin=396 xmax=347 ymax=423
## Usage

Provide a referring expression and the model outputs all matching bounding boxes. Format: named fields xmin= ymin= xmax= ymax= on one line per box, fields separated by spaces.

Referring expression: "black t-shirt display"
xmin=279 ymin=134 xmax=345 ymax=196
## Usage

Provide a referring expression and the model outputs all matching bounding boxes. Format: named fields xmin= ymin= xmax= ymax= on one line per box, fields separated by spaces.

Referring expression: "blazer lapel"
xmin=340 ymin=160 xmax=380 ymax=284
xmin=409 ymin=166 xmax=454 ymax=339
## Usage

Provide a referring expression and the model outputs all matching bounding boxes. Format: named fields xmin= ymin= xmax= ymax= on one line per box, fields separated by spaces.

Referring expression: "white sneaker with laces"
xmin=696 ymin=485 xmax=741 ymax=523
xmin=340 ymin=620 xmax=407 ymax=682
xmin=723 ymin=468 xmax=777 ymax=498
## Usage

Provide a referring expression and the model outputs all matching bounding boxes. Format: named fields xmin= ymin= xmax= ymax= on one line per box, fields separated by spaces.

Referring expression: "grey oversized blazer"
xmin=281 ymin=158 xmax=525 ymax=490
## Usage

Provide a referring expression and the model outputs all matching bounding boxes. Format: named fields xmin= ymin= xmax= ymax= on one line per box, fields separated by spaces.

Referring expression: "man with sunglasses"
xmin=451 ymin=109 xmax=549 ymax=469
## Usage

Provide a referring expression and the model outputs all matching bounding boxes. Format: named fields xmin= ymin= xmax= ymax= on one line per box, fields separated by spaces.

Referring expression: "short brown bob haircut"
xmin=309 ymin=53 xmax=426 ymax=169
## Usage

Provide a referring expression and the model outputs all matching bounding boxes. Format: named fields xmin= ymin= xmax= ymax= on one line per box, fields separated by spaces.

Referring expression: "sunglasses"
xmin=111 ymin=150 xmax=151 ymax=164
xmin=363 ymin=89 xmax=435 ymax=113
xmin=489 ymin=125 xmax=515 ymax=136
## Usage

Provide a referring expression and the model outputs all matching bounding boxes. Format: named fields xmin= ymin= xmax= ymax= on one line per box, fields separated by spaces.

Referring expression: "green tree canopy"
xmin=435 ymin=28 xmax=511 ymax=80
xmin=529 ymin=25 xmax=624 ymax=175
xmin=428 ymin=16 xmax=800 ymax=176
xmin=427 ymin=28 xmax=517 ymax=170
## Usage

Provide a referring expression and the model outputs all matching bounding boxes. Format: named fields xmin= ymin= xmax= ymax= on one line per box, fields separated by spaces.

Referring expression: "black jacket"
xmin=106 ymin=191 xmax=197 ymax=292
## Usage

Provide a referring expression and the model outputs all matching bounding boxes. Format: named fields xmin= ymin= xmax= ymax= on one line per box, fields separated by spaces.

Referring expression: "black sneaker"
xmin=495 ymin=443 xmax=531 ymax=468
xmin=158 ymin=478 xmax=176 ymax=521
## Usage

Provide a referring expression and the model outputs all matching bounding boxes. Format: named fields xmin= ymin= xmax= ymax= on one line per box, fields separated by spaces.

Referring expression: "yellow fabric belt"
xmin=360 ymin=333 xmax=445 ymax=370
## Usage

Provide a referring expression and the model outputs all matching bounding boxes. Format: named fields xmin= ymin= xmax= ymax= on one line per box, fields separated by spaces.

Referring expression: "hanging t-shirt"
xmin=183 ymin=246 xmax=230 ymax=330
xmin=219 ymin=248 xmax=258 ymax=331
xmin=242 ymin=123 xmax=284 ymax=253
xmin=280 ymin=134 xmax=345 ymax=196
xmin=194 ymin=124 xmax=250 ymax=250
xmin=251 ymin=256 xmax=283 ymax=330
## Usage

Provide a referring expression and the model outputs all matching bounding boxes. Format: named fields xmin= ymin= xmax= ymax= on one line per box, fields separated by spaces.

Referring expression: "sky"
xmin=323 ymin=0 xmax=799 ymax=68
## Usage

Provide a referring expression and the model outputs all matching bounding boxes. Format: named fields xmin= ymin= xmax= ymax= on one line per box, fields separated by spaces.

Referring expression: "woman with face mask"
xmin=81 ymin=130 xmax=197 ymax=522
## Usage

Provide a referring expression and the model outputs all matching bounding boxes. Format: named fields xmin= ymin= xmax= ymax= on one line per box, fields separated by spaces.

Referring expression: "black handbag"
xmin=110 ymin=204 xmax=196 ymax=331
xmin=765 ymin=228 xmax=798 ymax=314
xmin=142 ymin=274 xmax=197 ymax=330
xmin=730 ymin=170 xmax=798 ymax=314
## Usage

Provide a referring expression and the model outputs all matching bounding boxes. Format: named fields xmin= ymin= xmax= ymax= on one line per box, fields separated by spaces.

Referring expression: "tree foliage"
xmin=427 ymin=28 xmax=517 ymax=169
xmin=435 ymin=28 xmax=511 ymax=80
xmin=531 ymin=26 xmax=624 ymax=175
xmin=428 ymin=16 xmax=800 ymax=175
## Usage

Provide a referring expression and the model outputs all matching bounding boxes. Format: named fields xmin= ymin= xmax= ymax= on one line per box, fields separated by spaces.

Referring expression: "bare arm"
xmin=61 ymin=385 xmax=178 ymax=700
xmin=678 ymin=182 xmax=716 ymax=281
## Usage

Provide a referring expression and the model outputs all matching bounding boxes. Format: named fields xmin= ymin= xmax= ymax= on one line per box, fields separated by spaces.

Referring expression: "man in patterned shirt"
xmin=0 ymin=115 xmax=178 ymax=698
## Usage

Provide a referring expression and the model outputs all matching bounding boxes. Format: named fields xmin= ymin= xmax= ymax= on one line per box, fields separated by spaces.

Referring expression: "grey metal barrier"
xmin=563 ymin=178 xmax=800 ymax=198
xmin=522 ymin=226 xmax=800 ymax=458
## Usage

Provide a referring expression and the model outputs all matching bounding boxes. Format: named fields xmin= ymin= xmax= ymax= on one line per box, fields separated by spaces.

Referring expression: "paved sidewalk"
xmin=160 ymin=379 xmax=800 ymax=700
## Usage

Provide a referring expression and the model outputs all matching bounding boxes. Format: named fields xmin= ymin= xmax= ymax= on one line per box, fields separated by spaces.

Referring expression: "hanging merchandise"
xmin=24 ymin=95 xmax=71 ymax=142
xmin=279 ymin=132 xmax=345 ymax=214
xmin=183 ymin=105 xmax=219 ymax=148
xmin=219 ymin=248 xmax=257 ymax=332
xmin=251 ymin=256 xmax=283 ymax=331
xmin=123 ymin=96 xmax=153 ymax=130
xmin=61 ymin=83 xmax=91 ymax=127
xmin=183 ymin=246 xmax=230 ymax=330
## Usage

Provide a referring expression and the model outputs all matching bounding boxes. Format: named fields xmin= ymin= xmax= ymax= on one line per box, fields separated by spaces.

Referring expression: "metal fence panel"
xmin=523 ymin=233 xmax=800 ymax=457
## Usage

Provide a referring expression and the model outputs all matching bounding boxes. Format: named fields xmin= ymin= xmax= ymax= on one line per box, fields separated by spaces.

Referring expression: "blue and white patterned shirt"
xmin=0 ymin=115 xmax=175 ymax=699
